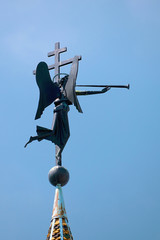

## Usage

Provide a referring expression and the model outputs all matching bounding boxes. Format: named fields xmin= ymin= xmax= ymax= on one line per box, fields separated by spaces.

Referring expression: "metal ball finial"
xmin=48 ymin=166 xmax=69 ymax=187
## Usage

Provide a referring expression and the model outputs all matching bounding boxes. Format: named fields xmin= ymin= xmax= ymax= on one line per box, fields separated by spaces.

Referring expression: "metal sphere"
xmin=48 ymin=166 xmax=69 ymax=187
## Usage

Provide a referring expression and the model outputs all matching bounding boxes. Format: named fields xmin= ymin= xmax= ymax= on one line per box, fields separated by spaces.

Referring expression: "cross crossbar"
xmin=48 ymin=56 xmax=82 ymax=71
xmin=48 ymin=47 xmax=67 ymax=57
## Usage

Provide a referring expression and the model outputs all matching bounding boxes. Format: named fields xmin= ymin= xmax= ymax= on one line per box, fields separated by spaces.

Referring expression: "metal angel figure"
xmin=25 ymin=56 xmax=129 ymax=165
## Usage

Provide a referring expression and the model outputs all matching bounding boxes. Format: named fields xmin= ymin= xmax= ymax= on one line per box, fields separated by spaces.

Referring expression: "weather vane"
xmin=25 ymin=42 xmax=129 ymax=239
xmin=25 ymin=42 xmax=129 ymax=165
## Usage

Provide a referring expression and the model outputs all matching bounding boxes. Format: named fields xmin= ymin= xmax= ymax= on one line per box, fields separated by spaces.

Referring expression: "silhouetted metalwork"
xmin=25 ymin=42 xmax=129 ymax=166
xmin=76 ymin=84 xmax=130 ymax=89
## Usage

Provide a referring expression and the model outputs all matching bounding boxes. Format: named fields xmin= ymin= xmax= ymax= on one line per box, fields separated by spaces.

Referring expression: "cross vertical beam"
xmin=48 ymin=42 xmax=67 ymax=83
xmin=54 ymin=42 xmax=60 ymax=83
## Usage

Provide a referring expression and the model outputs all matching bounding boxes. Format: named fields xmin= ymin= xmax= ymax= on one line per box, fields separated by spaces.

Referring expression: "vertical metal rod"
xmin=49 ymin=218 xmax=55 ymax=240
xmin=54 ymin=42 xmax=60 ymax=83
xmin=59 ymin=218 xmax=63 ymax=240
xmin=55 ymin=145 xmax=62 ymax=166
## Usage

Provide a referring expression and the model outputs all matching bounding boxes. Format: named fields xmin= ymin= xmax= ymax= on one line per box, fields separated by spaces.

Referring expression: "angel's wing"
xmin=35 ymin=62 xmax=61 ymax=119
xmin=65 ymin=56 xmax=83 ymax=113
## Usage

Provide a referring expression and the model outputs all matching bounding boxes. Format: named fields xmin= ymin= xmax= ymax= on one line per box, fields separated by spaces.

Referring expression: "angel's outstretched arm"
xmin=76 ymin=87 xmax=111 ymax=96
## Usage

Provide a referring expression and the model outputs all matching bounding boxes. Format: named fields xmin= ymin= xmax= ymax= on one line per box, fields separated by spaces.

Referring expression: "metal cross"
xmin=33 ymin=42 xmax=82 ymax=82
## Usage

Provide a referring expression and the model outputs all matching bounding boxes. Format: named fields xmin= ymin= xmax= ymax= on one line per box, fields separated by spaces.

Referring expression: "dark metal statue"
xmin=25 ymin=42 xmax=129 ymax=166
xmin=25 ymin=56 xmax=82 ymax=165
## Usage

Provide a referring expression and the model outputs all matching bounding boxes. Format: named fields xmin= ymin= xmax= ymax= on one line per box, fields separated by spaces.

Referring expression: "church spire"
xmin=46 ymin=167 xmax=73 ymax=240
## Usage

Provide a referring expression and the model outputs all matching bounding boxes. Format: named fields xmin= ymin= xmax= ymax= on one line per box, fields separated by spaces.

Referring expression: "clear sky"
xmin=0 ymin=0 xmax=160 ymax=239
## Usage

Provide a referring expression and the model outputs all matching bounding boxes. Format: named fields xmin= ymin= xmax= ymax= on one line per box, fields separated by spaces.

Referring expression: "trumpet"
xmin=76 ymin=84 xmax=130 ymax=89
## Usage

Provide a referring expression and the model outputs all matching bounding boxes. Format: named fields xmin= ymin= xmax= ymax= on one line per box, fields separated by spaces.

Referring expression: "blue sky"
xmin=0 ymin=0 xmax=160 ymax=239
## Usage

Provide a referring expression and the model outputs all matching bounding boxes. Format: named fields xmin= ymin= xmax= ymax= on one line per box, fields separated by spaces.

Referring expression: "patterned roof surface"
xmin=46 ymin=185 xmax=73 ymax=240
